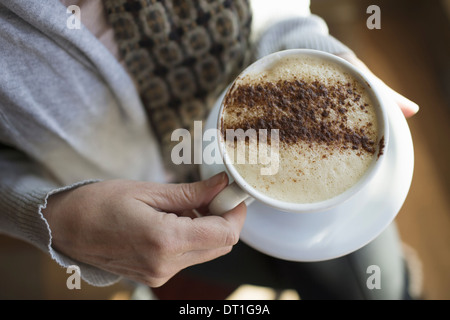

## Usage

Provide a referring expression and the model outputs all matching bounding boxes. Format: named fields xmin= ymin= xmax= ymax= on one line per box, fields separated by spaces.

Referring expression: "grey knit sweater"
xmin=0 ymin=0 xmax=352 ymax=286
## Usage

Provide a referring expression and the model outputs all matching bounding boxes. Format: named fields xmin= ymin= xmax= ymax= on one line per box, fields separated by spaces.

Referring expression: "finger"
xmin=369 ymin=77 xmax=419 ymax=118
xmin=386 ymin=86 xmax=419 ymax=118
xmin=178 ymin=246 xmax=234 ymax=270
xmin=140 ymin=172 xmax=229 ymax=212
xmin=178 ymin=202 xmax=247 ymax=252
xmin=221 ymin=201 xmax=247 ymax=235
xmin=178 ymin=209 xmax=202 ymax=219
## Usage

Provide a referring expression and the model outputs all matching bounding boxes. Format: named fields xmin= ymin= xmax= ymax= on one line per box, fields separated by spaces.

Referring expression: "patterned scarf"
xmin=103 ymin=0 xmax=253 ymax=182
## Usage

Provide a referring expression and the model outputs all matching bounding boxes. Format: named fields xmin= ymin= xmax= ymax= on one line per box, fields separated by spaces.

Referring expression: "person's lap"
xmin=183 ymin=222 xmax=408 ymax=299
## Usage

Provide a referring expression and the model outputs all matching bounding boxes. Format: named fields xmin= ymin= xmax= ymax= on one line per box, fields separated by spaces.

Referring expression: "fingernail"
xmin=400 ymin=93 xmax=420 ymax=115
xmin=206 ymin=172 xmax=227 ymax=188
xmin=390 ymin=88 xmax=420 ymax=116
xmin=411 ymin=102 xmax=420 ymax=114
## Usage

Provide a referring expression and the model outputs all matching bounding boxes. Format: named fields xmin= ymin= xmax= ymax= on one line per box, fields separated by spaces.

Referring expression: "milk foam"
xmin=222 ymin=56 xmax=380 ymax=203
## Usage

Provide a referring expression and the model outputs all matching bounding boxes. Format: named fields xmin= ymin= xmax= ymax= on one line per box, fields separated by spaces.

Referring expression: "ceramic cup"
xmin=208 ymin=49 xmax=389 ymax=215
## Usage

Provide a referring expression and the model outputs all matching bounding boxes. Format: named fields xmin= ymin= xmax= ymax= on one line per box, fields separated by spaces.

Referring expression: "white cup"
xmin=208 ymin=49 xmax=389 ymax=215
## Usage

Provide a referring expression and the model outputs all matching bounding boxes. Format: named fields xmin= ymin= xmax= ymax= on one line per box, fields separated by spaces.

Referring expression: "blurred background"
xmin=311 ymin=0 xmax=450 ymax=300
xmin=1 ymin=0 xmax=449 ymax=299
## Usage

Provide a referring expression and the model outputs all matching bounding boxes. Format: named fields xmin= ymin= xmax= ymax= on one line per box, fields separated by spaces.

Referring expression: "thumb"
xmin=144 ymin=172 xmax=229 ymax=213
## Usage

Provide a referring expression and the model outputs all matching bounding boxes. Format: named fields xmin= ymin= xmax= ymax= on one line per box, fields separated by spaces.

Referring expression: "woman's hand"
xmin=43 ymin=172 xmax=246 ymax=287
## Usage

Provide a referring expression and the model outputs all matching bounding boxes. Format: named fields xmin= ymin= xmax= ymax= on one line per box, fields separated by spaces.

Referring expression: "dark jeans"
xmin=183 ymin=222 xmax=410 ymax=299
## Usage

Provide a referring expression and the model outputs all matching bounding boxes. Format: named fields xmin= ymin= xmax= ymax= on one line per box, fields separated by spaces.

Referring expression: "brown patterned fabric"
xmin=103 ymin=0 xmax=253 ymax=182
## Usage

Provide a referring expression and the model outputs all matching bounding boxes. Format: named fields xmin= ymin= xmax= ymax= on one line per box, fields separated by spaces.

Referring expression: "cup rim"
xmin=217 ymin=49 xmax=389 ymax=213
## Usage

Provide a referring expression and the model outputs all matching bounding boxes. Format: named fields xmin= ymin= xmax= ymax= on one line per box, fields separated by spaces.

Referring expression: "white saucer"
xmin=200 ymin=85 xmax=414 ymax=262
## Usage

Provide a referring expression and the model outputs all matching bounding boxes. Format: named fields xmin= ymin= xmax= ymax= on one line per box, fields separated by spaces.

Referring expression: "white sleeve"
xmin=250 ymin=0 xmax=311 ymax=40
xmin=250 ymin=0 xmax=354 ymax=59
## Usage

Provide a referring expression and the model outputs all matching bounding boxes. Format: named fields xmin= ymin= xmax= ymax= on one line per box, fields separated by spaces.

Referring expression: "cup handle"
xmin=208 ymin=181 xmax=250 ymax=215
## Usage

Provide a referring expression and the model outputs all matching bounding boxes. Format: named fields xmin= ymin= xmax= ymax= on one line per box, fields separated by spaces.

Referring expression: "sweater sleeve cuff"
xmin=255 ymin=15 xmax=355 ymax=59
xmin=1 ymin=176 xmax=121 ymax=287
xmin=42 ymin=181 xmax=123 ymax=287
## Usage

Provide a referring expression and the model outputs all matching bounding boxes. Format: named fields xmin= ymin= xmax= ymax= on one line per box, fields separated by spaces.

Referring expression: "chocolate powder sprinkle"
xmin=222 ymin=79 xmax=377 ymax=155
xmin=377 ymin=136 xmax=385 ymax=159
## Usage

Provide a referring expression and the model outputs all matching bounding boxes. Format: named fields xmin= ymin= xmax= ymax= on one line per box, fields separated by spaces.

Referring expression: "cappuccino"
xmin=221 ymin=55 xmax=382 ymax=203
